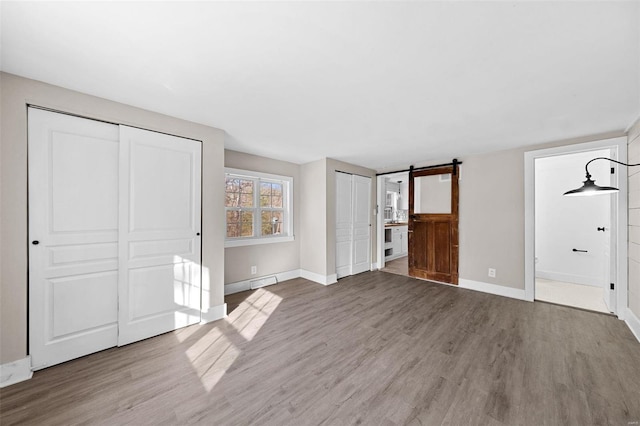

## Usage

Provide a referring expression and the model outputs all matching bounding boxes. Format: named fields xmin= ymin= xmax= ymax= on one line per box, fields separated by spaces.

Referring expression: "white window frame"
xmin=224 ymin=167 xmax=294 ymax=248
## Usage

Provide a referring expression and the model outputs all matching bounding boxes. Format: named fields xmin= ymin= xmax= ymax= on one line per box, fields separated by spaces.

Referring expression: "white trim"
xmin=225 ymin=235 xmax=294 ymax=248
xmin=0 ymin=356 xmax=33 ymax=388
xmin=524 ymin=137 xmax=628 ymax=314
xmin=300 ymin=269 xmax=338 ymax=286
xmin=376 ymin=176 xmax=386 ymax=271
xmin=625 ymin=308 xmax=640 ymax=343
xmin=459 ymin=279 xmax=527 ymax=301
xmin=535 ymin=270 xmax=603 ymax=287
xmin=224 ymin=269 xmax=301 ymax=295
xmin=200 ymin=303 xmax=227 ymax=324
xmin=371 ymin=262 xmax=379 ymax=270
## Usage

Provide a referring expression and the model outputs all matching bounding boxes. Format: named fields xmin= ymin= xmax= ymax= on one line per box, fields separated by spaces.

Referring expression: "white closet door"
xmin=28 ymin=108 xmax=119 ymax=370
xmin=118 ymin=126 xmax=202 ymax=346
xmin=352 ymin=175 xmax=371 ymax=275
xmin=336 ymin=172 xmax=353 ymax=279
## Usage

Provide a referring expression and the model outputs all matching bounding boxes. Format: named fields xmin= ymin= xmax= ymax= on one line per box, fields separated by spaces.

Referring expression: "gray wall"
xmin=299 ymin=159 xmax=327 ymax=276
xmin=0 ymin=72 xmax=226 ymax=364
xmin=628 ymin=117 xmax=640 ymax=317
xmin=224 ymin=150 xmax=301 ymax=284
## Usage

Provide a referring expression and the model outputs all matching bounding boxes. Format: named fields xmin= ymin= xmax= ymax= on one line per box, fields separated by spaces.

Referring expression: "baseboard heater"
xmin=250 ymin=275 xmax=278 ymax=290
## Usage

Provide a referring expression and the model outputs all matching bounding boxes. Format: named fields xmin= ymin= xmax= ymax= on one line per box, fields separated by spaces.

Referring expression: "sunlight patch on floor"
xmin=229 ymin=288 xmax=282 ymax=341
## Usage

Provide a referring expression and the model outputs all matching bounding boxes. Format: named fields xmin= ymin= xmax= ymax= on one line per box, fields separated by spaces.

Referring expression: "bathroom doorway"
xmin=524 ymin=137 xmax=628 ymax=318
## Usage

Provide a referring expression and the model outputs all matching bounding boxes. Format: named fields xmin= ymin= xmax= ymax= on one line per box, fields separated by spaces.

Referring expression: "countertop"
xmin=384 ymin=222 xmax=408 ymax=227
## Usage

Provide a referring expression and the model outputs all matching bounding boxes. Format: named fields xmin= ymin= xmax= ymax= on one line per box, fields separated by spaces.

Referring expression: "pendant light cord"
xmin=585 ymin=157 xmax=640 ymax=178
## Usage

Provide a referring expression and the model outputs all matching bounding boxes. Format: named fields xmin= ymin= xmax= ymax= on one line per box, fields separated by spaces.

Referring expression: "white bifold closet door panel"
xmin=29 ymin=109 xmax=202 ymax=369
xmin=335 ymin=172 xmax=371 ymax=279
xmin=336 ymin=172 xmax=354 ymax=279
xmin=117 ymin=126 xmax=202 ymax=346
xmin=28 ymin=108 xmax=120 ymax=370
xmin=351 ymin=175 xmax=371 ymax=275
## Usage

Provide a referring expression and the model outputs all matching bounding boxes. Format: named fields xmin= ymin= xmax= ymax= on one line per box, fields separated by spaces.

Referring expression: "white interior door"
xmin=118 ymin=126 xmax=202 ymax=346
xmin=28 ymin=108 xmax=120 ymax=370
xmin=336 ymin=172 xmax=353 ymax=279
xmin=352 ymin=175 xmax=371 ymax=275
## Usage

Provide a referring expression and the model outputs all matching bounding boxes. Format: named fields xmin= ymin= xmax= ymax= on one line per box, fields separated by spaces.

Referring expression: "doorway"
xmin=524 ymin=137 xmax=628 ymax=318
xmin=534 ymin=149 xmax=613 ymax=313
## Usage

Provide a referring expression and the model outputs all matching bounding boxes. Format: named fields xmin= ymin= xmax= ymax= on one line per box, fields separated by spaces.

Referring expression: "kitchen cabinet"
xmin=384 ymin=224 xmax=408 ymax=261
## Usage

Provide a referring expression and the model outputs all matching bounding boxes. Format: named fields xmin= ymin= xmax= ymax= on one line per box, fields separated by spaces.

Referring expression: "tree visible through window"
xmin=224 ymin=169 xmax=292 ymax=246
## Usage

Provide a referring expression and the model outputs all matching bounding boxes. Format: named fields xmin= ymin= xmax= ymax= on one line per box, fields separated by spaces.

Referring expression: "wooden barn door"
xmin=408 ymin=165 xmax=459 ymax=284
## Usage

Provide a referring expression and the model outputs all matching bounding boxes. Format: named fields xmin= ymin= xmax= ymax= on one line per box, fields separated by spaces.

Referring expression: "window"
xmin=225 ymin=168 xmax=293 ymax=247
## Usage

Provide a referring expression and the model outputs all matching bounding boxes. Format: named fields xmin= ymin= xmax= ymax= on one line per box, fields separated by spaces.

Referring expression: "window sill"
xmin=225 ymin=235 xmax=295 ymax=248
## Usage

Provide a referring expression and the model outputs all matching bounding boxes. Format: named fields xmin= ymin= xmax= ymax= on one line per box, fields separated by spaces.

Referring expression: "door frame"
xmin=524 ymin=137 xmax=628 ymax=319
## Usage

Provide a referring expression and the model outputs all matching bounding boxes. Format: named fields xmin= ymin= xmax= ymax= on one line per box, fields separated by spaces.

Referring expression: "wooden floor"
xmin=382 ymin=256 xmax=408 ymax=276
xmin=2 ymin=271 xmax=640 ymax=425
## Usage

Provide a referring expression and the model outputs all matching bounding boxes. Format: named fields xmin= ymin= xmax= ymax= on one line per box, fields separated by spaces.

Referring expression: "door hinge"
xmin=611 ymin=167 xmax=615 ymax=174
xmin=610 ymin=283 xmax=615 ymax=290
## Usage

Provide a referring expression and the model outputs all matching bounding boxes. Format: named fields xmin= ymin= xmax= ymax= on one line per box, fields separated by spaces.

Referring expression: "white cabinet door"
xmin=401 ymin=227 xmax=408 ymax=255
xmin=118 ymin=126 xmax=202 ymax=346
xmin=28 ymin=108 xmax=120 ymax=370
xmin=352 ymin=175 xmax=371 ymax=275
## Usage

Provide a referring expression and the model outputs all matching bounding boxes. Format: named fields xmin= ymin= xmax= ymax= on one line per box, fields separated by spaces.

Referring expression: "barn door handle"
xmin=597 ymin=227 xmax=605 ymax=232
xmin=572 ymin=248 xmax=588 ymax=253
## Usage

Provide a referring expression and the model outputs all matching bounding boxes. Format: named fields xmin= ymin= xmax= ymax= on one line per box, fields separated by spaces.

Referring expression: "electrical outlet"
xmin=251 ymin=266 xmax=257 ymax=275
xmin=488 ymin=268 xmax=496 ymax=278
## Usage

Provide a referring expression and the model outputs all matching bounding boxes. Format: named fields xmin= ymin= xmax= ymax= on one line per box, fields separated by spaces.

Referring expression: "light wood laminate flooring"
xmin=1 ymin=271 xmax=639 ymax=425
xmin=382 ymin=256 xmax=408 ymax=276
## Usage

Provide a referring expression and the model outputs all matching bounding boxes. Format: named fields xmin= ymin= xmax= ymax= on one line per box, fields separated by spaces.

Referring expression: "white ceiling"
xmin=2 ymin=1 xmax=639 ymax=171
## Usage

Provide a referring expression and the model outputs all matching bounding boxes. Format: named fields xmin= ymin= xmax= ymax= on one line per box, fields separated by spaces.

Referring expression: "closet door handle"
xmin=597 ymin=227 xmax=605 ymax=232
xmin=32 ymin=240 xmax=40 ymax=245
xmin=572 ymin=248 xmax=588 ymax=253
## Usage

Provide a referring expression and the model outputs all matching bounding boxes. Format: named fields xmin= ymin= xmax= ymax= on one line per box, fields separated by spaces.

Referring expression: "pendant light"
xmin=564 ymin=157 xmax=639 ymax=196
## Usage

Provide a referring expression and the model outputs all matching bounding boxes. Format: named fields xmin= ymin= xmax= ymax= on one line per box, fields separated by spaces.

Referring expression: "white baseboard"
xmin=371 ymin=262 xmax=379 ymax=271
xmin=300 ymin=269 xmax=337 ymax=286
xmin=625 ymin=308 xmax=640 ymax=343
xmin=224 ymin=269 xmax=301 ymax=295
xmin=0 ymin=356 xmax=32 ymax=388
xmin=200 ymin=303 xmax=227 ymax=324
xmin=535 ymin=270 xmax=601 ymax=287
xmin=459 ymin=278 xmax=527 ymax=301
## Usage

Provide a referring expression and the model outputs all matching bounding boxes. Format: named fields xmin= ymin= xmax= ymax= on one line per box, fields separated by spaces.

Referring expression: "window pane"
xmin=240 ymin=193 xmax=253 ymax=208
xmin=261 ymin=210 xmax=284 ymax=236
xmin=261 ymin=211 xmax=273 ymax=236
xmin=226 ymin=223 xmax=240 ymax=238
xmin=240 ymin=211 xmax=254 ymax=237
xmin=260 ymin=195 xmax=271 ymax=208
xmin=240 ymin=179 xmax=254 ymax=194
xmin=260 ymin=182 xmax=272 ymax=196
xmin=226 ymin=210 xmax=240 ymax=223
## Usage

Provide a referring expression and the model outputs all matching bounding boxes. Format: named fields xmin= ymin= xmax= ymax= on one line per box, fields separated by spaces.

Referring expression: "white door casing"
xmin=28 ymin=108 xmax=120 ymax=370
xmin=117 ymin=126 xmax=202 ymax=346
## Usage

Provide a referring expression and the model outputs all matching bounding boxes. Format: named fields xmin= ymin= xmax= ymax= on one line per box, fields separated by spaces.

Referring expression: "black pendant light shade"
xmin=564 ymin=157 xmax=639 ymax=197
xmin=563 ymin=173 xmax=619 ymax=196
